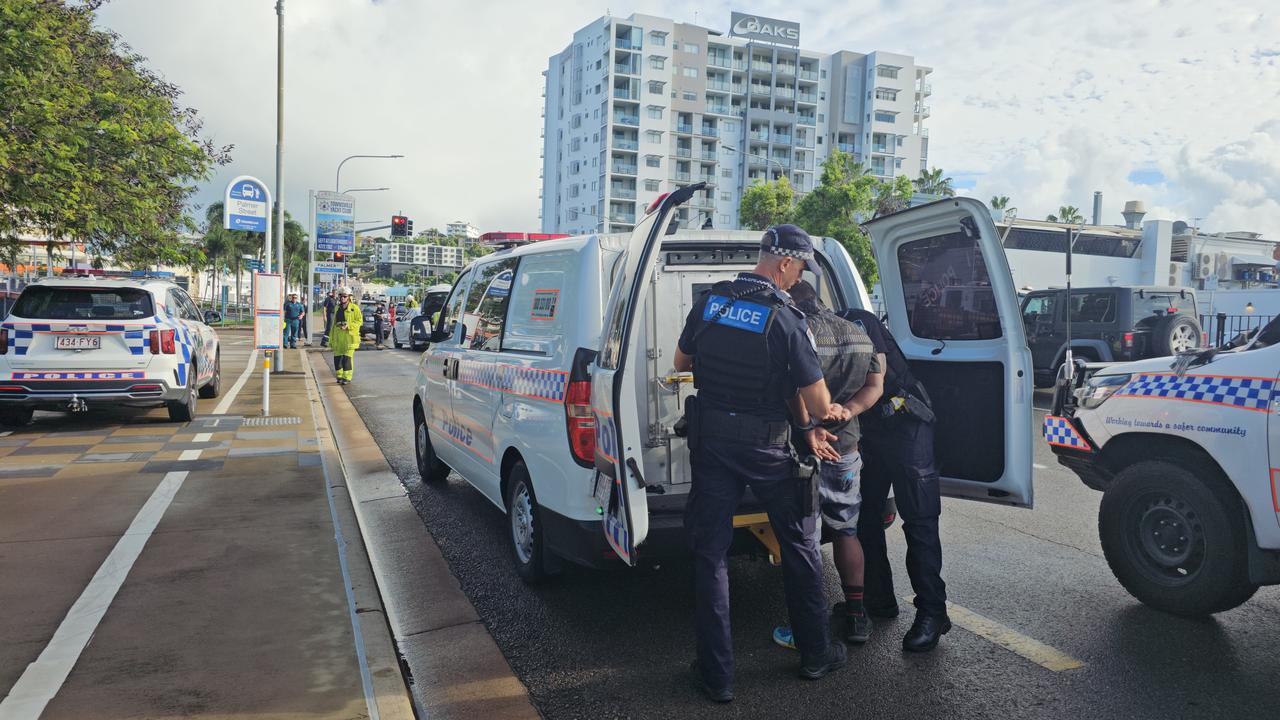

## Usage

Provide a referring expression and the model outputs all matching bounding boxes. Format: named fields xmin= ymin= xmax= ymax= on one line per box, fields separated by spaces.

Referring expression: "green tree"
xmin=873 ymin=175 xmax=915 ymax=219
xmin=913 ymin=167 xmax=955 ymax=197
xmin=0 ymin=0 xmax=230 ymax=266
xmin=793 ymin=150 xmax=883 ymax=285
xmin=990 ymin=195 xmax=1010 ymax=211
xmin=737 ymin=177 xmax=795 ymax=230
xmin=1047 ymin=205 xmax=1084 ymax=224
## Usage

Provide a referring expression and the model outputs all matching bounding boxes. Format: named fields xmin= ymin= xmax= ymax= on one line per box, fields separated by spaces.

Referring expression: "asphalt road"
xmin=343 ymin=346 xmax=1280 ymax=719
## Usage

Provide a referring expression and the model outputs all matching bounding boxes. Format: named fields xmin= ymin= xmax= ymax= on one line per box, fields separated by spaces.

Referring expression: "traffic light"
xmin=391 ymin=215 xmax=407 ymax=237
xmin=406 ymin=218 xmax=414 ymax=236
xmin=334 ymin=252 xmax=346 ymax=263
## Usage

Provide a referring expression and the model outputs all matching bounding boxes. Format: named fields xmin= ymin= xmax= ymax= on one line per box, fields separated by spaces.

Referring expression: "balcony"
xmin=676 ymin=123 xmax=694 ymax=134
xmin=872 ymin=144 xmax=893 ymax=154
xmin=707 ymin=80 xmax=731 ymax=92
xmin=749 ymin=85 xmax=772 ymax=96
xmin=797 ymin=92 xmax=817 ymax=103
xmin=612 ymin=163 xmax=638 ymax=175
xmin=771 ymin=157 xmax=792 ymax=168
xmin=749 ymin=130 xmax=770 ymax=142
xmin=915 ymin=104 xmax=931 ymax=117
xmin=918 ymin=82 xmax=932 ymax=95
xmin=750 ymin=60 xmax=773 ymax=73
xmin=611 ymin=187 xmax=637 ymax=199
xmin=922 ymin=127 xmax=930 ymax=138
xmin=701 ymin=150 xmax=717 ymax=161
xmin=609 ymin=212 xmax=636 ymax=224
xmin=837 ymin=143 xmax=855 ymax=153
xmin=699 ymin=125 xmax=718 ymax=137
xmin=615 ymin=114 xmax=639 ymax=126
xmin=797 ymin=114 xmax=816 ymax=126
xmin=776 ymin=64 xmax=796 ymax=76
xmin=799 ymin=69 xmax=818 ymax=81
xmin=774 ymin=134 xmax=793 ymax=145
xmin=613 ymin=139 xmax=639 ymax=150
xmin=615 ymin=39 xmax=639 ymax=50
xmin=614 ymin=63 xmax=637 ymax=75
xmin=676 ymin=147 xmax=692 ymax=158
xmin=673 ymin=171 xmax=692 ymax=181
xmin=613 ymin=88 xmax=639 ymax=100
xmin=708 ymin=56 xmax=732 ymax=69
xmin=774 ymin=87 xmax=795 ymax=99
xmin=706 ymin=104 xmax=731 ymax=115
xmin=698 ymin=173 xmax=716 ymax=184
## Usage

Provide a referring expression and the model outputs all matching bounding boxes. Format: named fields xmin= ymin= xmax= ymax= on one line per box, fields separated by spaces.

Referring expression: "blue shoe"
xmin=772 ymin=625 xmax=797 ymax=651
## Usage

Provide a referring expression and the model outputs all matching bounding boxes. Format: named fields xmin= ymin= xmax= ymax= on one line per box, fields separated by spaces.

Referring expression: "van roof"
xmin=464 ymin=229 xmax=774 ymax=270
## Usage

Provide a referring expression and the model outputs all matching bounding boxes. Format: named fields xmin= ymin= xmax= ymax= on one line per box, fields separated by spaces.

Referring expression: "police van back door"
xmin=863 ymin=198 xmax=1035 ymax=507
xmin=591 ymin=184 xmax=704 ymax=565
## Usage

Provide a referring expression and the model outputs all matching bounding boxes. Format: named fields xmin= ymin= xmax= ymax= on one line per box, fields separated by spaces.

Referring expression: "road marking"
xmin=0 ymin=348 xmax=258 ymax=720
xmin=917 ymin=597 xmax=1085 ymax=672
xmin=0 ymin=431 xmax=10 ymax=437
xmin=1034 ymin=463 xmax=1049 ymax=470
xmin=212 ymin=349 xmax=258 ymax=415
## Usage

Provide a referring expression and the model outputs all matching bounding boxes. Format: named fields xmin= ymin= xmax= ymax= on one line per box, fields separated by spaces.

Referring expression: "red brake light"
xmin=1122 ymin=332 xmax=1134 ymax=348
xmin=150 ymin=329 xmax=176 ymax=355
xmin=645 ymin=192 xmax=670 ymax=215
xmin=0 ymin=328 xmax=7 ymax=355
xmin=565 ymin=379 xmax=595 ymax=465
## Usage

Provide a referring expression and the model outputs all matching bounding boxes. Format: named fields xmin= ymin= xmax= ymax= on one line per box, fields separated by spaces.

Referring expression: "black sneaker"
xmin=844 ymin=612 xmax=872 ymax=644
xmin=798 ymin=641 xmax=847 ymax=680
xmin=689 ymin=660 xmax=733 ymax=703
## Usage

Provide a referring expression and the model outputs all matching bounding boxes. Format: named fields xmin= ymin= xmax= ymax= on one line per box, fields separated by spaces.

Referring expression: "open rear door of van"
xmin=591 ymin=184 xmax=704 ymax=565
xmin=863 ymin=198 xmax=1035 ymax=507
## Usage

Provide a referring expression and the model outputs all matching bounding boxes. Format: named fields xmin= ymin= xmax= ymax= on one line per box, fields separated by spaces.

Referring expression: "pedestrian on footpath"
xmin=330 ymin=288 xmax=363 ymax=385
xmin=321 ymin=289 xmax=337 ymax=348
xmin=282 ymin=293 xmax=306 ymax=349
xmin=770 ymin=280 xmax=885 ymax=650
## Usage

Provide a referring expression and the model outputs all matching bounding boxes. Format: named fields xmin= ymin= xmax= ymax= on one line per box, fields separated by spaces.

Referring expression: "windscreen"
xmin=13 ymin=286 xmax=154 ymax=320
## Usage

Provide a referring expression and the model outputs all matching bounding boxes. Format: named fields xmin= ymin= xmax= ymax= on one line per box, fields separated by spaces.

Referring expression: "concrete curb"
xmin=306 ymin=352 xmax=541 ymax=720
xmin=299 ymin=349 xmax=418 ymax=720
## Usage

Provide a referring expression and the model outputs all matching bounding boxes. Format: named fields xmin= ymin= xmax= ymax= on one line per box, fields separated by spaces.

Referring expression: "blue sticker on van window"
xmin=703 ymin=295 xmax=770 ymax=334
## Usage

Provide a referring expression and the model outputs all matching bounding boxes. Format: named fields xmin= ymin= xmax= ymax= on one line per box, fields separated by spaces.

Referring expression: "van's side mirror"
xmin=429 ymin=325 xmax=453 ymax=343
xmin=203 ymin=310 xmax=222 ymax=325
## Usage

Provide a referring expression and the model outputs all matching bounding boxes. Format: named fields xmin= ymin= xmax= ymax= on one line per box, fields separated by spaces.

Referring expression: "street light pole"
xmin=273 ymin=0 xmax=285 ymax=373
xmin=335 ymin=154 xmax=404 ymax=193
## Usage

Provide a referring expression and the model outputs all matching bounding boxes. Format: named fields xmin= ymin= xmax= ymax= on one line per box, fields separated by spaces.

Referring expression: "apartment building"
xmin=444 ymin=221 xmax=480 ymax=241
xmin=372 ymin=242 xmax=465 ymax=273
xmin=540 ymin=11 xmax=933 ymax=234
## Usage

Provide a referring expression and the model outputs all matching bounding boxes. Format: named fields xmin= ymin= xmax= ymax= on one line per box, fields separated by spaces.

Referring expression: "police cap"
xmin=762 ymin=224 xmax=822 ymax=275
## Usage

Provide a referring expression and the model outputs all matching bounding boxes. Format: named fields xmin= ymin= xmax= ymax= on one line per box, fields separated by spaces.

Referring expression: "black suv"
xmin=1021 ymin=285 xmax=1202 ymax=387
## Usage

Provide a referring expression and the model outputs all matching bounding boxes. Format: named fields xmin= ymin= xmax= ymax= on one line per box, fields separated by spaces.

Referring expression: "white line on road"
xmin=0 ymin=348 xmax=257 ymax=720
xmin=1034 ymin=463 xmax=1049 ymax=470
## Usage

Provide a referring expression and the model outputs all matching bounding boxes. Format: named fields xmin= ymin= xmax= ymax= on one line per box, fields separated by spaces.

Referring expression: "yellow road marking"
xmin=909 ymin=596 xmax=1085 ymax=672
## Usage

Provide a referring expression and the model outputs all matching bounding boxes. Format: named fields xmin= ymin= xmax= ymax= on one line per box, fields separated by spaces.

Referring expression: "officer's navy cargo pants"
xmin=687 ymin=437 xmax=829 ymax=688
xmin=857 ymin=418 xmax=948 ymax=616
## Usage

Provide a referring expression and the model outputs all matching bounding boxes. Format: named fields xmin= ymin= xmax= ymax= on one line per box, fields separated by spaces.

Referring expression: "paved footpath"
xmin=0 ymin=331 xmax=412 ymax=719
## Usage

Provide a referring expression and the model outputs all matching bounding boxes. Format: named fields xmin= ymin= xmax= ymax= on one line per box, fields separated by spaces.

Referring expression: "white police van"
xmin=0 ymin=277 xmax=221 ymax=426
xmin=412 ymin=188 xmax=1033 ymax=580
xmin=1047 ymin=315 xmax=1280 ymax=615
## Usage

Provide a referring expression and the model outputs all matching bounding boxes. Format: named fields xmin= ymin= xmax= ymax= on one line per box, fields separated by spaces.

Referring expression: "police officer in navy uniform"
xmin=674 ymin=224 xmax=848 ymax=703
xmin=840 ymin=308 xmax=952 ymax=652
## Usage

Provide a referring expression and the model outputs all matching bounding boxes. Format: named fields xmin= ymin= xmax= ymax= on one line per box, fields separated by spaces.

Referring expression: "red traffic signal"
xmin=391 ymin=215 xmax=407 ymax=237
xmin=333 ymin=252 xmax=346 ymax=262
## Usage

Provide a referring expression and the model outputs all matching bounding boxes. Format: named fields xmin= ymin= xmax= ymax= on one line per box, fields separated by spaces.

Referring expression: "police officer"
xmin=840 ymin=308 xmax=951 ymax=652
xmin=674 ymin=225 xmax=848 ymax=703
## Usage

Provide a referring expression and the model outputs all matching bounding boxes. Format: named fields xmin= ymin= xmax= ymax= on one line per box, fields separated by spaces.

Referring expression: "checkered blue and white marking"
xmin=0 ymin=321 xmax=158 ymax=357
xmin=1043 ymin=415 xmax=1092 ymax=451
xmin=457 ymin=359 xmax=568 ymax=402
xmin=1114 ymin=373 xmax=1275 ymax=412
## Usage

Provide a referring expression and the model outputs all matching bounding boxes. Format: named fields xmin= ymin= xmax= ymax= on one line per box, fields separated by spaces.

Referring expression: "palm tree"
xmin=913 ymin=167 xmax=955 ymax=197
xmin=203 ymin=202 xmax=265 ymax=319
xmin=1046 ymin=205 xmax=1084 ymax=224
xmin=990 ymin=195 xmax=1010 ymax=211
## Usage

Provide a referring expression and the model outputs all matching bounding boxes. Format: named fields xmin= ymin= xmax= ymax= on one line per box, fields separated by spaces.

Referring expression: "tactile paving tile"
xmin=241 ymin=416 xmax=302 ymax=427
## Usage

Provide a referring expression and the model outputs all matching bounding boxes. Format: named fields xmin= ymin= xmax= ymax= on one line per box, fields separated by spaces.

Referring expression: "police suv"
xmin=0 ymin=277 xmax=221 ymax=426
xmin=1047 ymin=316 xmax=1280 ymax=615
xmin=412 ymin=189 xmax=1035 ymax=580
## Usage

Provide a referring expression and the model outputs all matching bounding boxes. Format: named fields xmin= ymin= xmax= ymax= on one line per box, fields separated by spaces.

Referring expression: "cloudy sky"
xmin=95 ymin=0 xmax=1279 ymax=238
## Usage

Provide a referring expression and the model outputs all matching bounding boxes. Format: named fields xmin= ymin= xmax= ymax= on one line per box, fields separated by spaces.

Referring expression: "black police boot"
xmin=844 ymin=612 xmax=873 ymax=644
xmin=865 ymin=602 xmax=900 ymax=619
xmin=689 ymin=660 xmax=733 ymax=703
xmin=798 ymin=641 xmax=847 ymax=680
xmin=902 ymin=612 xmax=951 ymax=652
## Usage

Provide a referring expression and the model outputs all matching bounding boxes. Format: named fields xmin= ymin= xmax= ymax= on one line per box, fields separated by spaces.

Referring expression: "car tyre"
xmin=198 ymin=350 xmax=221 ymax=399
xmin=1152 ymin=314 xmax=1202 ymax=356
xmin=0 ymin=406 xmax=34 ymax=427
xmin=506 ymin=461 xmax=554 ymax=584
xmin=167 ymin=364 xmax=198 ymax=423
xmin=414 ymin=404 xmax=450 ymax=483
xmin=1099 ymin=458 xmax=1257 ymax=616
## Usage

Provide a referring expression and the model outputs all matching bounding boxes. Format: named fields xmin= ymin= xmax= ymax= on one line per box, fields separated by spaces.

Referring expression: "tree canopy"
xmin=0 ymin=0 xmax=230 ymax=266
xmin=738 ymin=176 xmax=795 ymax=230
xmin=1047 ymin=205 xmax=1084 ymax=224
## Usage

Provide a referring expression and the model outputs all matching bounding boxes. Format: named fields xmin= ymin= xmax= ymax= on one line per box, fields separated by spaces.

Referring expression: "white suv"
xmin=413 ymin=190 xmax=1034 ymax=580
xmin=1048 ymin=316 xmax=1280 ymax=615
xmin=0 ymin=277 xmax=221 ymax=425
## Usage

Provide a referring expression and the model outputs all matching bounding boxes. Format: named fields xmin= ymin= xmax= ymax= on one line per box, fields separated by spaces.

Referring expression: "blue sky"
xmin=96 ymin=0 xmax=1280 ymax=237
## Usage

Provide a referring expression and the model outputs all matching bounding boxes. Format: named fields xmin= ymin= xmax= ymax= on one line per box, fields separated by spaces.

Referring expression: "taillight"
xmin=565 ymin=380 xmax=595 ymax=466
xmin=0 ymin=328 xmax=7 ymax=354
xmin=1122 ymin=332 xmax=1134 ymax=349
xmin=149 ymin=329 xmax=176 ymax=354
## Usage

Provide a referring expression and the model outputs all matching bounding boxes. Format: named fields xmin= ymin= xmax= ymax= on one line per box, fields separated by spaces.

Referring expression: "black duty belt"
xmin=700 ymin=408 xmax=790 ymax=446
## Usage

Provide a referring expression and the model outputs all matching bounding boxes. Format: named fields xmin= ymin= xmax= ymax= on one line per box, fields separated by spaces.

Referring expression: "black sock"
xmin=843 ymin=585 xmax=865 ymax=616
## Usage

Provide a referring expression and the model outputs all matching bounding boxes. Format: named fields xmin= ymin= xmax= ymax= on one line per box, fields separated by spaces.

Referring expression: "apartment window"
xmin=897 ymin=135 xmax=905 ymax=146
xmin=650 ymin=56 xmax=665 ymax=70
xmin=894 ymin=157 xmax=904 ymax=169
xmin=682 ymin=67 xmax=699 ymax=78
xmin=644 ymin=179 xmax=661 ymax=191
xmin=569 ymin=161 xmax=580 ymax=174
xmin=720 ymin=192 xmax=731 ymax=201
xmin=819 ymin=91 xmax=826 ymax=101
xmin=647 ymin=106 xmax=664 ymax=119
xmin=645 ymin=155 xmax=662 ymax=168
xmin=719 ymin=214 xmax=731 ymax=225
xmin=593 ymin=132 xmax=599 ymax=142
xmin=820 ymin=69 xmax=827 ymax=79
xmin=684 ymin=43 xmax=699 ymax=54
xmin=682 ymin=90 xmax=698 ymax=101
xmin=648 ymin=80 xmax=665 ymax=94
xmin=875 ymin=111 xmax=896 ymax=123
xmin=876 ymin=66 xmax=900 ymax=79
xmin=595 ymin=59 xmax=601 ymax=69
xmin=721 ymin=168 xmax=732 ymax=177
xmin=650 ymin=31 xmax=667 ymax=46
xmin=571 ymin=115 xmax=582 ymax=129
xmin=571 ymin=138 xmax=581 ymax=151
xmin=818 ymin=114 xmax=824 ymax=123
xmin=646 ymin=130 xmax=663 ymax=143
xmin=595 ymin=84 xmax=601 ymax=95
xmin=875 ymin=88 xmax=898 ymax=101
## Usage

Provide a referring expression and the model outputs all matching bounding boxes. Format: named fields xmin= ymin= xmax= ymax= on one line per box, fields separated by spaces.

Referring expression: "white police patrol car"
xmin=413 ymin=188 xmax=1034 ymax=580
xmin=1047 ymin=316 xmax=1280 ymax=615
xmin=0 ymin=277 xmax=220 ymax=426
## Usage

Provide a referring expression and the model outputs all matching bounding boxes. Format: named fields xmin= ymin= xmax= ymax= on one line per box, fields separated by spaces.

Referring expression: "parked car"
xmin=359 ymin=300 xmax=390 ymax=344
xmin=0 ymin=277 xmax=221 ymax=425
xmin=411 ymin=192 xmax=1034 ymax=581
xmin=1046 ymin=313 xmax=1280 ymax=615
xmin=1022 ymin=285 xmax=1203 ymax=387
xmin=393 ymin=284 xmax=451 ymax=351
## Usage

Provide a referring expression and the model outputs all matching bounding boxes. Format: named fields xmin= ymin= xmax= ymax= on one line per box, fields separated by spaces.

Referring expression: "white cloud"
xmin=91 ymin=0 xmax=1280 ymax=238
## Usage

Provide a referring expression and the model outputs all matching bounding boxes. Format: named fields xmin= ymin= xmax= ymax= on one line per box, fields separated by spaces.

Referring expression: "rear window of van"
xmin=13 ymin=286 xmax=154 ymax=320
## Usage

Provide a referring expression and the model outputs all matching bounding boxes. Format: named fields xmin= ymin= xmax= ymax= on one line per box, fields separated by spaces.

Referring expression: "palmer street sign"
xmin=728 ymin=12 xmax=800 ymax=46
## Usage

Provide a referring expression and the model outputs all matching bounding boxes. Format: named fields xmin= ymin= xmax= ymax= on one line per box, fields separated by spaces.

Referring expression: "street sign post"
xmin=308 ymin=191 xmax=356 ymax=340
xmin=226 ymin=175 xmax=278 ymax=378
xmin=253 ymin=272 xmax=284 ymax=416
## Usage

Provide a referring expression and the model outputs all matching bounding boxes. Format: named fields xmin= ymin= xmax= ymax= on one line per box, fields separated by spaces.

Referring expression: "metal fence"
xmin=1201 ymin=313 xmax=1275 ymax=346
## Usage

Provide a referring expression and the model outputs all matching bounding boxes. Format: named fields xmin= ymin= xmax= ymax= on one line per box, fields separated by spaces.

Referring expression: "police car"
xmin=0 ymin=277 xmax=221 ymax=426
xmin=1047 ymin=317 xmax=1280 ymax=615
xmin=413 ymin=188 xmax=1034 ymax=580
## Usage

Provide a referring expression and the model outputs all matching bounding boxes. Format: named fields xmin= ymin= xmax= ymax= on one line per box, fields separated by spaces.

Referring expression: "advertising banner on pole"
xmin=314 ymin=191 xmax=355 ymax=253
xmin=253 ymin=272 xmax=284 ymax=350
